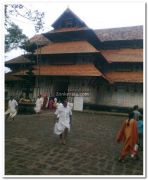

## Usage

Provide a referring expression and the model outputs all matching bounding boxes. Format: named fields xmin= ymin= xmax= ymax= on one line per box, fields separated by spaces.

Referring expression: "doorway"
xmin=54 ymin=79 xmax=69 ymax=102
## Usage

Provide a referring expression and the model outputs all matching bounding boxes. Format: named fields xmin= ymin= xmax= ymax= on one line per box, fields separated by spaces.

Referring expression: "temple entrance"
xmin=54 ymin=80 xmax=69 ymax=102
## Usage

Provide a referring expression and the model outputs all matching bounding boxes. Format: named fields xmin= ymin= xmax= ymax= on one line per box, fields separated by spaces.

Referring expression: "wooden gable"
xmin=52 ymin=8 xmax=87 ymax=29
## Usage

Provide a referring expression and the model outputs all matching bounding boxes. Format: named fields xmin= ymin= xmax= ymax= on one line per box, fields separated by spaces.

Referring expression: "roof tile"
xmin=104 ymin=71 xmax=143 ymax=83
xmin=5 ymin=55 xmax=33 ymax=65
xmin=34 ymin=41 xmax=99 ymax=54
xmin=101 ymin=48 xmax=143 ymax=62
xmin=95 ymin=26 xmax=143 ymax=41
xmin=13 ymin=64 xmax=102 ymax=77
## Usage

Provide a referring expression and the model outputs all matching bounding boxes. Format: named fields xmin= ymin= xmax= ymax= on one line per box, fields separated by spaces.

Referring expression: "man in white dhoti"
xmin=54 ymin=100 xmax=72 ymax=145
xmin=34 ymin=95 xmax=43 ymax=113
xmin=5 ymin=96 xmax=18 ymax=121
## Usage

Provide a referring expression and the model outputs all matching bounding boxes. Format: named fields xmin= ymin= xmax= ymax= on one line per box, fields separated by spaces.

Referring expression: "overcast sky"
xmin=4 ymin=1 xmax=145 ymax=61
xmin=11 ymin=1 xmax=145 ymax=37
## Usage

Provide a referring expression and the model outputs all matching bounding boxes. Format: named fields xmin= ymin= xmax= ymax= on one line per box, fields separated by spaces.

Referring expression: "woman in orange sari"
xmin=116 ymin=112 xmax=138 ymax=162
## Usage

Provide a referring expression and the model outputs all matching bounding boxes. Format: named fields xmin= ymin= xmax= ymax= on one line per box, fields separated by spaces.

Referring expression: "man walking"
xmin=54 ymin=100 xmax=72 ymax=145
xmin=5 ymin=96 xmax=18 ymax=121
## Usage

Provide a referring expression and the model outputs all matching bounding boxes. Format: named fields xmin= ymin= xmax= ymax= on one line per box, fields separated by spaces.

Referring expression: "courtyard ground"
xmin=5 ymin=110 xmax=143 ymax=176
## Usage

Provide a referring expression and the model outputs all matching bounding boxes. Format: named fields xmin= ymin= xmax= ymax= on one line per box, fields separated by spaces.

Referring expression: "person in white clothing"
xmin=54 ymin=100 xmax=72 ymax=145
xmin=55 ymin=100 xmax=63 ymax=119
xmin=56 ymin=100 xmax=63 ymax=109
xmin=5 ymin=96 xmax=18 ymax=120
xmin=67 ymin=101 xmax=73 ymax=110
xmin=34 ymin=95 xmax=43 ymax=113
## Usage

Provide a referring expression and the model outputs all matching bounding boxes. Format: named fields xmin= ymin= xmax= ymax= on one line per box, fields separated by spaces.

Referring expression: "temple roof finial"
xmin=66 ymin=5 xmax=70 ymax=11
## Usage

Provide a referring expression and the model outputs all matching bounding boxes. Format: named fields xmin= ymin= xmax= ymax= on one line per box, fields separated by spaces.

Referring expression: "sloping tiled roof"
xmin=31 ymin=26 xmax=142 ymax=45
xmin=5 ymin=55 xmax=33 ymax=65
xmin=101 ymin=48 xmax=143 ymax=63
xmin=13 ymin=64 xmax=102 ymax=77
xmin=104 ymin=71 xmax=143 ymax=83
xmin=34 ymin=41 xmax=99 ymax=54
xmin=5 ymin=74 xmax=25 ymax=81
xmin=29 ymin=34 xmax=50 ymax=45
xmin=94 ymin=26 xmax=143 ymax=42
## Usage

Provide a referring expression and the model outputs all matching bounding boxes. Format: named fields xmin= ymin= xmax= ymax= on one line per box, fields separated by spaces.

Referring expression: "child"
xmin=133 ymin=105 xmax=141 ymax=121
xmin=137 ymin=115 xmax=143 ymax=150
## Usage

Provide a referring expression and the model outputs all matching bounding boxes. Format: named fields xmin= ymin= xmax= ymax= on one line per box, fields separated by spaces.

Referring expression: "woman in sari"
xmin=116 ymin=112 xmax=138 ymax=162
xmin=48 ymin=98 xmax=54 ymax=110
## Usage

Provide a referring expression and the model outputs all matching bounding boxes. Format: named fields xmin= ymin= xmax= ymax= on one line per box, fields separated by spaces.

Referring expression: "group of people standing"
xmin=34 ymin=95 xmax=59 ymax=114
xmin=116 ymin=105 xmax=143 ymax=163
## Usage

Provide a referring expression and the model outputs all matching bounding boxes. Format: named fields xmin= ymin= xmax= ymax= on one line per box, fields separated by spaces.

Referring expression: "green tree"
xmin=5 ymin=4 xmax=45 ymax=52
xmin=5 ymin=23 xmax=28 ymax=52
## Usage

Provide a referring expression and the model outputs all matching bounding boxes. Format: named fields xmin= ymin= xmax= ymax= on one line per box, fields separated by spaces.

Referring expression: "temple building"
xmin=5 ymin=8 xmax=143 ymax=112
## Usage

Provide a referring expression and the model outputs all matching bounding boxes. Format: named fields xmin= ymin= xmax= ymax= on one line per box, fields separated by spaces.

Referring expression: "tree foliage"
xmin=5 ymin=4 xmax=45 ymax=52
xmin=5 ymin=23 xmax=28 ymax=52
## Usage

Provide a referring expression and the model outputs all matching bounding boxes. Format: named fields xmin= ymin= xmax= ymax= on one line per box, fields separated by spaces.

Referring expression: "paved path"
xmin=5 ymin=111 xmax=143 ymax=176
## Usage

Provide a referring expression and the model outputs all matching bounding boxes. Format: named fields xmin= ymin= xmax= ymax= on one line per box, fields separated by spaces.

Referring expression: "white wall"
xmin=68 ymin=81 xmax=143 ymax=108
xmin=96 ymin=85 xmax=143 ymax=108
